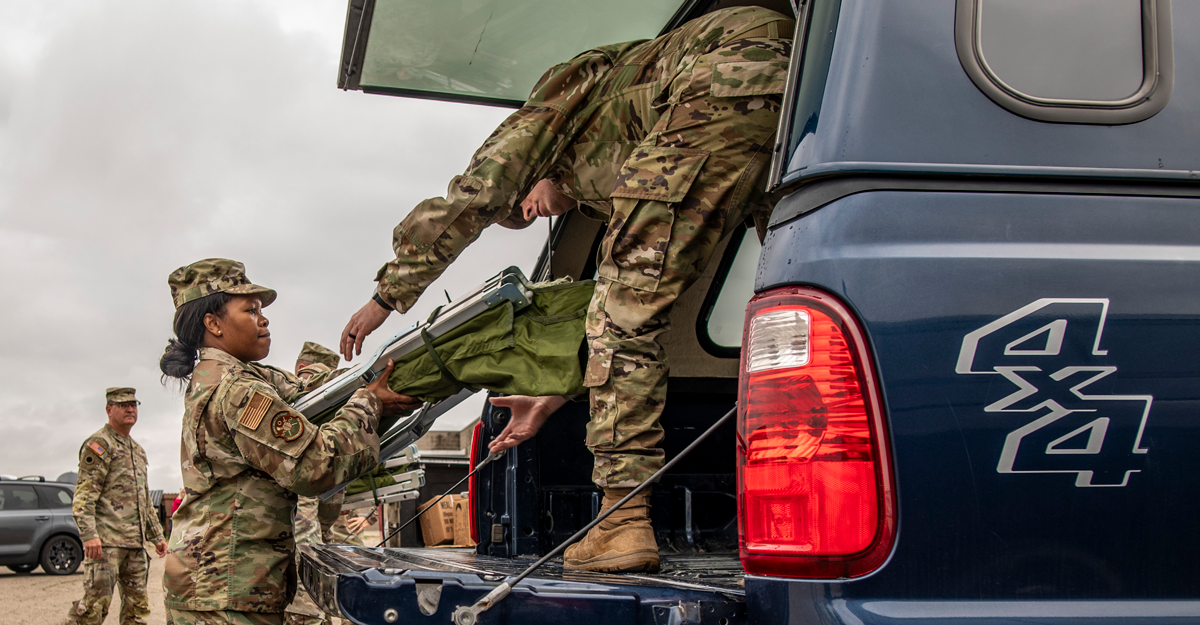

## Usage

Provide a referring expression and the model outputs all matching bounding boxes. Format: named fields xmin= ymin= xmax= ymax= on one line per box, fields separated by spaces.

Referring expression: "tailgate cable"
xmin=375 ymin=449 xmax=507 ymax=548
xmin=451 ymin=404 xmax=738 ymax=625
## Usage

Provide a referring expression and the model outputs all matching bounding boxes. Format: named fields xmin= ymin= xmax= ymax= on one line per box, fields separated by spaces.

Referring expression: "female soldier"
xmin=159 ymin=258 xmax=419 ymax=625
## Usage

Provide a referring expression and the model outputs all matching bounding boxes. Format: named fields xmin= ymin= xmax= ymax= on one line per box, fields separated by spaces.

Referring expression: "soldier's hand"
xmin=155 ymin=540 xmax=168 ymax=558
xmin=83 ymin=538 xmax=102 ymax=560
xmin=341 ymin=297 xmax=392 ymax=361
xmin=521 ymin=179 xmax=575 ymax=221
xmin=488 ymin=395 xmax=569 ymax=452
xmin=365 ymin=359 xmax=424 ymax=418
xmin=346 ymin=516 xmax=371 ymax=535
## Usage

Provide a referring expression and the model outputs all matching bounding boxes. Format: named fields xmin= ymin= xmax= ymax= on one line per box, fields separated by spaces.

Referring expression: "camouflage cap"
xmin=105 ymin=387 xmax=137 ymax=404
xmin=297 ymin=341 xmax=339 ymax=370
xmin=168 ymin=258 xmax=278 ymax=310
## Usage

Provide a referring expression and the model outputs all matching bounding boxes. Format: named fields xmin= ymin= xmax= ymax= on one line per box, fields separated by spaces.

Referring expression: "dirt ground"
xmin=0 ymin=528 xmax=381 ymax=624
xmin=0 ymin=554 xmax=167 ymax=625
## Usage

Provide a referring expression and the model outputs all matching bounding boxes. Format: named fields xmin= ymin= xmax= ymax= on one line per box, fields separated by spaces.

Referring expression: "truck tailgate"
xmin=301 ymin=545 xmax=746 ymax=625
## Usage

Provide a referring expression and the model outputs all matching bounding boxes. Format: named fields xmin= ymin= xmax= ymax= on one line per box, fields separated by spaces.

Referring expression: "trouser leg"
xmin=167 ymin=609 xmax=285 ymax=625
xmin=115 ymin=547 xmax=151 ymax=625
xmin=585 ymin=42 xmax=784 ymax=488
xmin=64 ymin=547 xmax=117 ymax=625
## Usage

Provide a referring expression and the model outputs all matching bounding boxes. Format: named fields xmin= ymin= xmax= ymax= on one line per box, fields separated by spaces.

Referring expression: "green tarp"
xmin=311 ymin=277 xmax=594 ymax=434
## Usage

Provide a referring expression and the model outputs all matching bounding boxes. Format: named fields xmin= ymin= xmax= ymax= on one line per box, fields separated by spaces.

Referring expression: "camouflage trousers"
xmin=285 ymin=497 xmax=330 ymax=625
xmin=166 ymin=610 xmax=282 ymax=625
xmin=583 ymin=37 xmax=788 ymax=488
xmin=64 ymin=547 xmax=149 ymax=625
xmin=326 ymin=513 xmax=366 ymax=546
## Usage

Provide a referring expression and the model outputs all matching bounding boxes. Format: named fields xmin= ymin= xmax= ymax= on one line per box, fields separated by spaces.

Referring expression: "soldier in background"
xmin=285 ymin=342 xmax=360 ymax=625
xmin=340 ymin=6 xmax=793 ymax=573
xmin=64 ymin=388 xmax=167 ymax=625
xmin=294 ymin=341 xmax=340 ymax=383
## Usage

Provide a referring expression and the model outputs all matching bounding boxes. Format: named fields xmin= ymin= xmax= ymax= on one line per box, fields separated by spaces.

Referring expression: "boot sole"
xmin=564 ymin=549 xmax=660 ymax=574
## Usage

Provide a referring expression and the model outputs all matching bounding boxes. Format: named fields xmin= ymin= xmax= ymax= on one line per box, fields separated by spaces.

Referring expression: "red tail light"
xmin=738 ymin=287 xmax=895 ymax=579
xmin=468 ymin=421 xmax=483 ymax=544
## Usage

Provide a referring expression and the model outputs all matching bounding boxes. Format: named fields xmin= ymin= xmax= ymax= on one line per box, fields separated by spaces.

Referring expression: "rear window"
xmin=702 ymin=228 xmax=762 ymax=354
xmin=38 ymin=486 xmax=73 ymax=509
xmin=0 ymin=485 xmax=40 ymax=511
xmin=955 ymin=0 xmax=1173 ymax=124
xmin=351 ymin=0 xmax=684 ymax=106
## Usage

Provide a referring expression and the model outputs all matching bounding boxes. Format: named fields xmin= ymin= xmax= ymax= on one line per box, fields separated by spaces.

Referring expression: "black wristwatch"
xmin=372 ymin=292 xmax=394 ymax=312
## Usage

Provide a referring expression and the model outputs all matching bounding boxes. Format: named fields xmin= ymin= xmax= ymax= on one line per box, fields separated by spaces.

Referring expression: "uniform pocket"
xmin=711 ymin=60 xmax=789 ymax=98
xmin=583 ymin=348 xmax=615 ymax=388
xmin=610 ymin=146 xmax=709 ymax=203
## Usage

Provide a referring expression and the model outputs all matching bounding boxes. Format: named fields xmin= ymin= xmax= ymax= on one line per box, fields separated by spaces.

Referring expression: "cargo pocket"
xmin=583 ymin=348 xmax=615 ymax=388
xmin=710 ymin=60 xmax=788 ymax=98
xmin=602 ymin=146 xmax=708 ymax=292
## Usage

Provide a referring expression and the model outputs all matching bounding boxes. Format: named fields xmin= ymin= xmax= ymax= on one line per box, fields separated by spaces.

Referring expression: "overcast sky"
xmin=0 ymin=0 xmax=544 ymax=491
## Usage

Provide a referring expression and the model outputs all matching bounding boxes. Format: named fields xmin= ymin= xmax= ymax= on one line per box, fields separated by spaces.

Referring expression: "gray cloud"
xmin=0 ymin=0 xmax=543 ymax=490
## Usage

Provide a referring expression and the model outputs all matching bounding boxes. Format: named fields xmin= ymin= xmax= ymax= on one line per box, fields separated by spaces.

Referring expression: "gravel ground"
xmin=0 ymin=553 xmax=167 ymax=625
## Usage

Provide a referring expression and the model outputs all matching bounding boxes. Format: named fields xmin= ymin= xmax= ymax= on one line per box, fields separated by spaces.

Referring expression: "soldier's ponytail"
xmin=160 ymin=292 xmax=232 ymax=381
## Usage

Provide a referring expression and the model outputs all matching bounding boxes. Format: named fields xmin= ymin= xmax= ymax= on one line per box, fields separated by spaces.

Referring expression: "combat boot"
xmin=564 ymin=487 xmax=659 ymax=573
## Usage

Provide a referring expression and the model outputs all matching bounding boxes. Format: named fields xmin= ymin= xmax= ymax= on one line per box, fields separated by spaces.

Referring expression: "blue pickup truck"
xmin=302 ymin=1 xmax=1200 ymax=623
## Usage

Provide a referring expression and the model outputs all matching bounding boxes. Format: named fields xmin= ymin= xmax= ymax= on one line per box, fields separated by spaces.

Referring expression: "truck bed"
xmin=302 ymin=545 xmax=747 ymax=625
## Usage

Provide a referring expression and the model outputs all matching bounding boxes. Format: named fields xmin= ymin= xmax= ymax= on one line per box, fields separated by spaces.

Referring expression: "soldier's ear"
xmin=202 ymin=312 xmax=223 ymax=338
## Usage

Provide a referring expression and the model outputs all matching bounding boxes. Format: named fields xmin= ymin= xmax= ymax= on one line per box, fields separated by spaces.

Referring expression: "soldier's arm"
xmin=220 ymin=377 xmax=382 ymax=497
xmin=317 ymin=492 xmax=345 ymax=537
xmin=72 ymin=440 xmax=110 ymax=543
xmin=375 ymin=53 xmax=610 ymax=312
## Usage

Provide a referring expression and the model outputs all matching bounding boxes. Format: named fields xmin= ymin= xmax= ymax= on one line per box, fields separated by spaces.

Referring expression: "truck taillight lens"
xmin=468 ymin=421 xmax=483 ymax=544
xmin=738 ymin=287 xmax=896 ymax=579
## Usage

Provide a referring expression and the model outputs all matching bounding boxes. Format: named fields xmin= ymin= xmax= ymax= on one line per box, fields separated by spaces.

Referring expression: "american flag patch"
xmin=88 ymin=441 xmax=106 ymax=456
xmin=238 ymin=390 xmax=272 ymax=430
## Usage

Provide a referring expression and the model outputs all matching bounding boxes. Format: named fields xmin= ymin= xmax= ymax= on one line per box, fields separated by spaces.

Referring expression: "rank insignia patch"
xmin=239 ymin=391 xmax=272 ymax=430
xmin=88 ymin=441 xmax=106 ymax=456
xmin=272 ymin=411 xmax=304 ymax=441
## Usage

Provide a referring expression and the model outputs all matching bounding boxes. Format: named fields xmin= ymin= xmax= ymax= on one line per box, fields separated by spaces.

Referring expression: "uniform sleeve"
xmin=218 ymin=376 xmax=383 ymax=497
xmin=317 ymin=492 xmax=345 ymax=536
xmin=72 ymin=440 xmax=110 ymax=542
xmin=375 ymin=51 xmax=614 ymax=313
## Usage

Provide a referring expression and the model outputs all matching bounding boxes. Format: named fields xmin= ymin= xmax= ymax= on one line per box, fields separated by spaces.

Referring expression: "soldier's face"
xmin=213 ymin=295 xmax=272 ymax=362
xmin=295 ymin=360 xmax=312 ymax=375
xmin=106 ymin=401 xmax=138 ymax=429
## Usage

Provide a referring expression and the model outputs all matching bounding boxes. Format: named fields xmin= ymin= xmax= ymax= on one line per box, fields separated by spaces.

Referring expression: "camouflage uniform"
xmin=66 ymin=391 xmax=166 ymax=625
xmin=373 ymin=7 xmax=793 ymax=487
xmin=284 ymin=342 xmax=357 ymax=625
xmin=283 ymin=495 xmax=343 ymax=625
xmin=163 ymin=260 xmax=383 ymax=624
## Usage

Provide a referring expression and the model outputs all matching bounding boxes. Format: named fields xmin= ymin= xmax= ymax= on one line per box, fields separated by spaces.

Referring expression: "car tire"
xmin=6 ymin=563 xmax=37 ymax=574
xmin=40 ymin=535 xmax=82 ymax=575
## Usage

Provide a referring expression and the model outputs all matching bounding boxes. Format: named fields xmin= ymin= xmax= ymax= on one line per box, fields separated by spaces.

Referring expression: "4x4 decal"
xmin=956 ymin=299 xmax=1151 ymax=487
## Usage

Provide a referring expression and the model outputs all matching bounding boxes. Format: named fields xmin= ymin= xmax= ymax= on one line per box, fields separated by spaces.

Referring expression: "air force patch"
xmin=271 ymin=411 xmax=304 ymax=441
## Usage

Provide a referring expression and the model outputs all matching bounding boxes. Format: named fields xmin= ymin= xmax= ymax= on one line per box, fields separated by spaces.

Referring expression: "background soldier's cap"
xmin=168 ymin=258 xmax=278 ymax=310
xmin=297 ymin=341 xmax=339 ymax=369
xmin=105 ymin=387 xmax=137 ymax=404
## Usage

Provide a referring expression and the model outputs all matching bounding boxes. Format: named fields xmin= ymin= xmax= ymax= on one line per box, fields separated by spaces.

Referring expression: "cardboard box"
xmin=453 ymin=496 xmax=475 ymax=547
xmin=418 ymin=496 xmax=457 ymax=547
